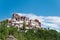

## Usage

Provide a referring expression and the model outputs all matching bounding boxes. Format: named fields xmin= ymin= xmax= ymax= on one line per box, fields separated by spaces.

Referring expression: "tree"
xmin=23 ymin=20 xmax=26 ymax=31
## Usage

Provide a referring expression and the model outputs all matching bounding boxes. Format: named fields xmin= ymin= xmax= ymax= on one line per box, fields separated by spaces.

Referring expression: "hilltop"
xmin=0 ymin=13 xmax=60 ymax=40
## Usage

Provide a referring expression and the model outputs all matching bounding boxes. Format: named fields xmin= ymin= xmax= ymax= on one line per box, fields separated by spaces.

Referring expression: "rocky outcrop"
xmin=6 ymin=35 xmax=17 ymax=40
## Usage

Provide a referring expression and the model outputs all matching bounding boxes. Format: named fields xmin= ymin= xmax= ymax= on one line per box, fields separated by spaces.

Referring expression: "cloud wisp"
xmin=17 ymin=13 xmax=60 ymax=32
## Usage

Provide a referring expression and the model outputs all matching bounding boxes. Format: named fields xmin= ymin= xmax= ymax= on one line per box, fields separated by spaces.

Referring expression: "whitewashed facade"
xmin=7 ymin=13 xmax=41 ymax=29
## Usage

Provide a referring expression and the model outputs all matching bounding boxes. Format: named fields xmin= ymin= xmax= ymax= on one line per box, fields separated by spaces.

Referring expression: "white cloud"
xmin=17 ymin=13 xmax=60 ymax=32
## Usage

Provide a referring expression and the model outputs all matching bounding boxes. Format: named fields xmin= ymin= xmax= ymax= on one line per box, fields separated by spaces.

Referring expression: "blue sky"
xmin=0 ymin=0 xmax=60 ymax=31
xmin=0 ymin=0 xmax=60 ymax=20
